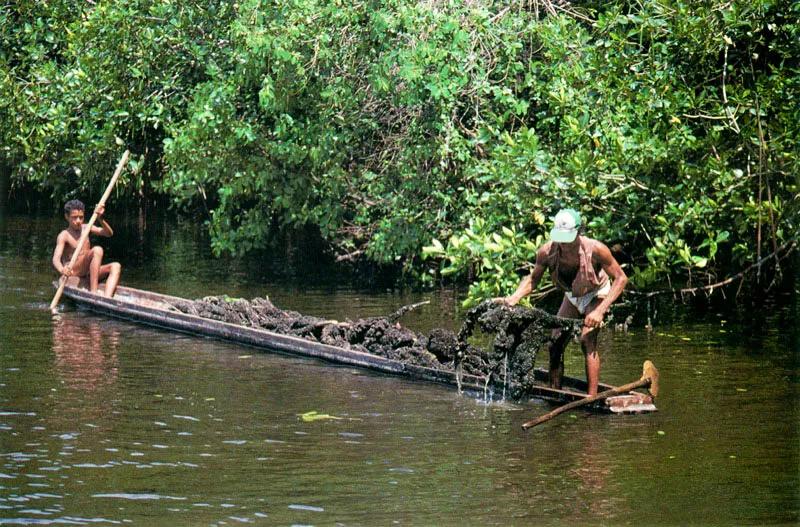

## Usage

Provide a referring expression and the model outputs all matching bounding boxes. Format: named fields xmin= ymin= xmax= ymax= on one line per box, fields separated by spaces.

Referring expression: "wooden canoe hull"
xmin=56 ymin=283 xmax=656 ymax=414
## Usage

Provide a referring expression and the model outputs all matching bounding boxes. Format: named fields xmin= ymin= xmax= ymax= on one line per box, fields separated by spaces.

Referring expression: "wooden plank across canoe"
xmin=55 ymin=282 xmax=657 ymax=414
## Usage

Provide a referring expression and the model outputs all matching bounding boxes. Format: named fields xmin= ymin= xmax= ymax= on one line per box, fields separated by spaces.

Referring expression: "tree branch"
xmin=629 ymin=236 xmax=797 ymax=297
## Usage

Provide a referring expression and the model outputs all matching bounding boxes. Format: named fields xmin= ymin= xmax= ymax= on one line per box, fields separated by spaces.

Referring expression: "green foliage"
xmin=1 ymin=0 xmax=236 ymax=199
xmin=2 ymin=0 xmax=797 ymax=299
xmin=423 ymin=218 xmax=546 ymax=307
xmin=422 ymin=0 xmax=799 ymax=300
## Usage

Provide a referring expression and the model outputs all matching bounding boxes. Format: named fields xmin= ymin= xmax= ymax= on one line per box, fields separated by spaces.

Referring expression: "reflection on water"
xmin=569 ymin=431 xmax=625 ymax=521
xmin=0 ymin=212 xmax=797 ymax=526
xmin=51 ymin=312 xmax=119 ymax=396
xmin=48 ymin=312 xmax=121 ymax=449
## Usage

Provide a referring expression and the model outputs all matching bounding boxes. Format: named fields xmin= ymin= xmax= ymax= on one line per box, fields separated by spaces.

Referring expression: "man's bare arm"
xmin=503 ymin=244 xmax=549 ymax=305
xmin=584 ymin=241 xmax=627 ymax=327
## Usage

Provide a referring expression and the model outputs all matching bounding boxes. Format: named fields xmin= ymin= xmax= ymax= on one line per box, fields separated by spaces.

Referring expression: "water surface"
xmin=1 ymin=213 xmax=797 ymax=525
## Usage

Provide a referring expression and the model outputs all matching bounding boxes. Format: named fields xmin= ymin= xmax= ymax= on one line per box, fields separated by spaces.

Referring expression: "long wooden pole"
xmin=521 ymin=377 xmax=650 ymax=430
xmin=521 ymin=361 xmax=659 ymax=430
xmin=50 ymin=150 xmax=130 ymax=310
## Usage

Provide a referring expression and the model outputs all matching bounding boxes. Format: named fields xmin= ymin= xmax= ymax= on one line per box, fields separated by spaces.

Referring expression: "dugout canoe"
xmin=55 ymin=282 xmax=657 ymax=414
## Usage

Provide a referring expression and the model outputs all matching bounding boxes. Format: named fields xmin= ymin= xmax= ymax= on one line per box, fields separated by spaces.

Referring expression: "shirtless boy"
xmin=497 ymin=209 xmax=627 ymax=395
xmin=52 ymin=199 xmax=121 ymax=297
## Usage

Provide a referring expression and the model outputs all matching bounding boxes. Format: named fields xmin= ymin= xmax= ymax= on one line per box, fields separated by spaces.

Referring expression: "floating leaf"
xmin=736 ymin=388 xmax=748 ymax=392
xmin=300 ymin=411 xmax=343 ymax=422
xmin=658 ymin=430 xmax=666 ymax=436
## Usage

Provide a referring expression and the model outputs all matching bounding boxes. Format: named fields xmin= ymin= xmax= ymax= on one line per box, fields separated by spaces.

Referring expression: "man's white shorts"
xmin=566 ymin=281 xmax=612 ymax=315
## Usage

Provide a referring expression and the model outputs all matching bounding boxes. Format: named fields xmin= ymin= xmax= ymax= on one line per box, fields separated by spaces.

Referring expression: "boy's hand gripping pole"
xmin=50 ymin=150 xmax=130 ymax=311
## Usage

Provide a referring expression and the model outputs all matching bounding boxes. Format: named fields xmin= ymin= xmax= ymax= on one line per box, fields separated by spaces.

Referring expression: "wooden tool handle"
xmin=521 ymin=377 xmax=649 ymax=430
xmin=50 ymin=150 xmax=130 ymax=310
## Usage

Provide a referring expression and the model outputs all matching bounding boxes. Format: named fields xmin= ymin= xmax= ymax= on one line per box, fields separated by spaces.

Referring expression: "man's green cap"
xmin=549 ymin=209 xmax=581 ymax=243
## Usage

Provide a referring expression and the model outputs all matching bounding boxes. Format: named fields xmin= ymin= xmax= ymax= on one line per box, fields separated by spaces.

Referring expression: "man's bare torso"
xmin=554 ymin=246 xmax=580 ymax=285
xmin=544 ymin=238 xmax=606 ymax=290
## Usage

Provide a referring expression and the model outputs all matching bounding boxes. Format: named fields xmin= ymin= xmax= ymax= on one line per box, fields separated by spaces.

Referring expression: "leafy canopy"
xmin=2 ymin=0 xmax=797 ymax=301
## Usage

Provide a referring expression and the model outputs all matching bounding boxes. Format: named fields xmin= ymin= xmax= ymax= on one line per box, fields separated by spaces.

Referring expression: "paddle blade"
xmin=643 ymin=360 xmax=660 ymax=397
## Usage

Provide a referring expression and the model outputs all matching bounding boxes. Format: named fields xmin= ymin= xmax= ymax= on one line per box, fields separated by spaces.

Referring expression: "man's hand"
xmin=584 ymin=309 xmax=604 ymax=329
xmin=62 ymin=265 xmax=74 ymax=277
xmin=95 ymin=204 xmax=105 ymax=218
xmin=493 ymin=296 xmax=519 ymax=306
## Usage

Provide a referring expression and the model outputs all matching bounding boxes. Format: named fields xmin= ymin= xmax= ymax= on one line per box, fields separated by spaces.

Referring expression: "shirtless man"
xmin=497 ymin=209 xmax=627 ymax=395
xmin=52 ymin=199 xmax=121 ymax=297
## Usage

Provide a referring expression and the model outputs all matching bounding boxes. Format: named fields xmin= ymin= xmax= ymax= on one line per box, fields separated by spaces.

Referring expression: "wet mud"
xmin=170 ymin=297 xmax=582 ymax=398
xmin=456 ymin=301 xmax=582 ymax=397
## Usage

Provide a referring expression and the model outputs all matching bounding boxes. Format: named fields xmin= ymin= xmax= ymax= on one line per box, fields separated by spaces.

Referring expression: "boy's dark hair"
xmin=64 ymin=199 xmax=85 ymax=214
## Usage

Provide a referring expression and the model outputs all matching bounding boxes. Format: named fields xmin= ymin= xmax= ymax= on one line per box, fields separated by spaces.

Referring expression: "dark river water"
xmin=0 ymin=211 xmax=798 ymax=526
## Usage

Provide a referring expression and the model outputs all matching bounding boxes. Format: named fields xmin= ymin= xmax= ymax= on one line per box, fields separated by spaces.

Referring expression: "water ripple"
xmin=288 ymin=504 xmax=324 ymax=512
xmin=92 ymin=493 xmax=186 ymax=501
xmin=0 ymin=518 xmax=121 ymax=525
xmin=171 ymin=415 xmax=200 ymax=422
